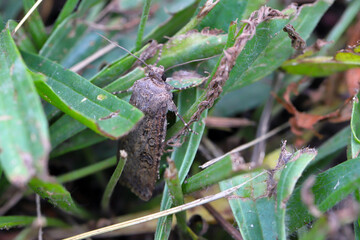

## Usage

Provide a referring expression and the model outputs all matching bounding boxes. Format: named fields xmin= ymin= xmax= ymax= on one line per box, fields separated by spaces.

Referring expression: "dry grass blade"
xmin=200 ymin=122 xmax=289 ymax=169
xmin=63 ymin=171 xmax=266 ymax=240
xmin=70 ymin=44 xmax=116 ymax=73
xmin=13 ymin=0 xmax=43 ymax=34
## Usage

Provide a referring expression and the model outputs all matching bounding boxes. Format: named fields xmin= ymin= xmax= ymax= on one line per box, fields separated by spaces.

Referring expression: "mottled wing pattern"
xmin=118 ymin=77 xmax=172 ymax=201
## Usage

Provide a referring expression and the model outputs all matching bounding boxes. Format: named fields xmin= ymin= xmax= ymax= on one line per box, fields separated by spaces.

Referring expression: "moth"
xmin=101 ymin=35 xmax=192 ymax=201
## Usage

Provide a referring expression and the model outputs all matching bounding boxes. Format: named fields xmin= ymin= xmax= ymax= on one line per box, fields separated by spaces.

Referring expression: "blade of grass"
xmin=20 ymin=0 xmax=46 ymax=49
xmin=276 ymin=148 xmax=317 ymax=239
xmin=101 ymin=153 xmax=127 ymax=212
xmin=155 ymin=88 xmax=207 ymax=239
xmin=164 ymin=158 xmax=188 ymax=238
xmin=143 ymin=0 xmax=200 ymax=43
xmin=57 ymin=156 xmax=116 ymax=184
xmin=52 ymin=0 xmax=81 ymax=32
xmin=286 ymin=157 xmax=360 ymax=233
xmin=0 ymin=26 xmax=50 ymax=186
xmin=135 ymin=0 xmax=152 ymax=51
xmin=0 ymin=216 xmax=68 ymax=229
xmin=21 ymin=51 xmax=144 ymax=140
xmin=64 ymin=171 xmax=266 ymax=240
xmin=28 ymin=178 xmax=92 ymax=219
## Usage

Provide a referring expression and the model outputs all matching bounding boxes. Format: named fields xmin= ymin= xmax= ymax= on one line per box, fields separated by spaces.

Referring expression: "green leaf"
xmin=224 ymin=0 xmax=334 ymax=93
xmin=92 ymin=33 xmax=227 ymax=87
xmin=50 ymin=115 xmax=86 ymax=149
xmin=57 ymin=156 xmax=116 ymax=184
xmin=143 ymin=0 xmax=200 ymax=43
xmin=28 ymin=178 xmax=91 ymax=219
xmin=286 ymin=157 xmax=360 ymax=233
xmin=212 ymin=81 xmax=271 ymax=117
xmin=276 ymin=149 xmax=317 ymax=239
xmin=220 ymin=170 xmax=277 ymax=240
xmin=0 ymin=216 xmax=67 ymax=229
xmin=22 ymin=0 xmax=47 ymax=49
xmin=281 ymin=48 xmax=360 ymax=76
xmin=51 ymin=129 xmax=105 ymax=157
xmin=52 ymin=0 xmax=81 ymax=32
xmin=21 ymin=51 xmax=144 ymax=140
xmin=155 ymin=88 xmax=207 ymax=239
xmin=310 ymin=126 xmax=350 ymax=167
xmin=0 ymin=1 xmax=22 ymax=21
xmin=182 ymin=156 xmax=258 ymax=194
xmin=0 ymin=27 xmax=50 ymax=186
xmin=49 ymin=32 xmax=227 ymax=150
xmin=198 ymin=0 xmax=266 ymax=31
xmin=166 ymin=71 xmax=207 ymax=89
xmin=351 ymin=93 xmax=360 ymax=144
xmin=7 ymin=20 xmax=37 ymax=53
xmin=40 ymin=15 xmax=104 ymax=68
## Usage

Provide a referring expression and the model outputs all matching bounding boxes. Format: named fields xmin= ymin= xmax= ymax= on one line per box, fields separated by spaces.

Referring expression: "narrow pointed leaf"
xmin=155 ymin=88 xmax=207 ymax=239
xmin=276 ymin=149 xmax=317 ymax=239
xmin=224 ymin=0 xmax=334 ymax=93
xmin=0 ymin=216 xmax=67 ymax=229
xmin=22 ymin=0 xmax=47 ymax=49
xmin=282 ymin=45 xmax=360 ymax=76
xmin=21 ymin=51 xmax=143 ymax=140
xmin=0 ymin=27 xmax=50 ymax=186
xmin=286 ymin=157 xmax=360 ymax=233
xmin=29 ymin=178 xmax=91 ymax=219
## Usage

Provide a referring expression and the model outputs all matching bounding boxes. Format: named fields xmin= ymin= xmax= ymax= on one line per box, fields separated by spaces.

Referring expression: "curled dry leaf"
xmin=274 ymin=80 xmax=351 ymax=138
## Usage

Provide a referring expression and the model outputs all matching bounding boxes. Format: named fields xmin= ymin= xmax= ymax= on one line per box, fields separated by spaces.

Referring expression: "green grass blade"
xmin=224 ymin=0 xmax=334 ymax=93
xmin=21 ymin=51 xmax=144 ymax=139
xmin=0 ymin=26 xmax=50 ymax=186
xmin=155 ymin=88 xmax=207 ymax=239
xmin=135 ymin=0 xmax=152 ymax=51
xmin=0 ymin=215 xmax=68 ymax=229
xmin=52 ymin=0 xmax=81 ymax=32
xmin=276 ymin=149 xmax=317 ymax=239
xmin=198 ymin=0 xmax=266 ymax=31
xmin=28 ymin=178 xmax=92 ymax=219
xmin=182 ymin=156 xmax=258 ymax=194
xmin=49 ymin=115 xmax=86 ymax=149
xmin=22 ymin=0 xmax=47 ymax=49
xmin=7 ymin=20 xmax=37 ymax=53
xmin=143 ymin=0 xmax=200 ymax=43
xmin=281 ymin=48 xmax=360 ymax=76
xmin=286 ymin=157 xmax=360 ymax=233
xmin=351 ymin=92 xmax=360 ymax=144
xmin=57 ymin=156 xmax=116 ymax=184
xmin=101 ymin=154 xmax=127 ymax=211
xmin=219 ymin=170 xmax=277 ymax=240
xmin=51 ymin=129 xmax=105 ymax=157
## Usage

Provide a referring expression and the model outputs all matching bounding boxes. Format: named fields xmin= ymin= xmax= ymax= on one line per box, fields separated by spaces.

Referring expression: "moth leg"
xmin=112 ymin=87 xmax=133 ymax=95
xmin=168 ymin=101 xmax=198 ymax=135
xmin=154 ymin=44 xmax=163 ymax=66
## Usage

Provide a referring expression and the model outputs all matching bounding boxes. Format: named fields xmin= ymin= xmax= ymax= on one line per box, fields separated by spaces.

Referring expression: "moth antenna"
xmin=96 ymin=32 xmax=154 ymax=72
xmin=165 ymin=54 xmax=220 ymax=72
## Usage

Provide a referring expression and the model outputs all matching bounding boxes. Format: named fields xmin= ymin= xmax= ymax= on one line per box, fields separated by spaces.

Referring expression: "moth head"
xmin=147 ymin=65 xmax=165 ymax=82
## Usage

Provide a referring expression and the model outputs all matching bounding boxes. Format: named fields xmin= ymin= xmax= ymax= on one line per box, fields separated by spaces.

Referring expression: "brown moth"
xmin=117 ymin=65 xmax=181 ymax=201
xmin=99 ymin=34 xmax=192 ymax=201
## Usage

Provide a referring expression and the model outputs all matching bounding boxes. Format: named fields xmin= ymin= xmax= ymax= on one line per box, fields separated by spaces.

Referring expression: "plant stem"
xmin=101 ymin=152 xmax=127 ymax=212
xmin=57 ymin=156 xmax=116 ymax=184
xmin=164 ymin=158 xmax=188 ymax=239
xmin=135 ymin=0 xmax=152 ymax=51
